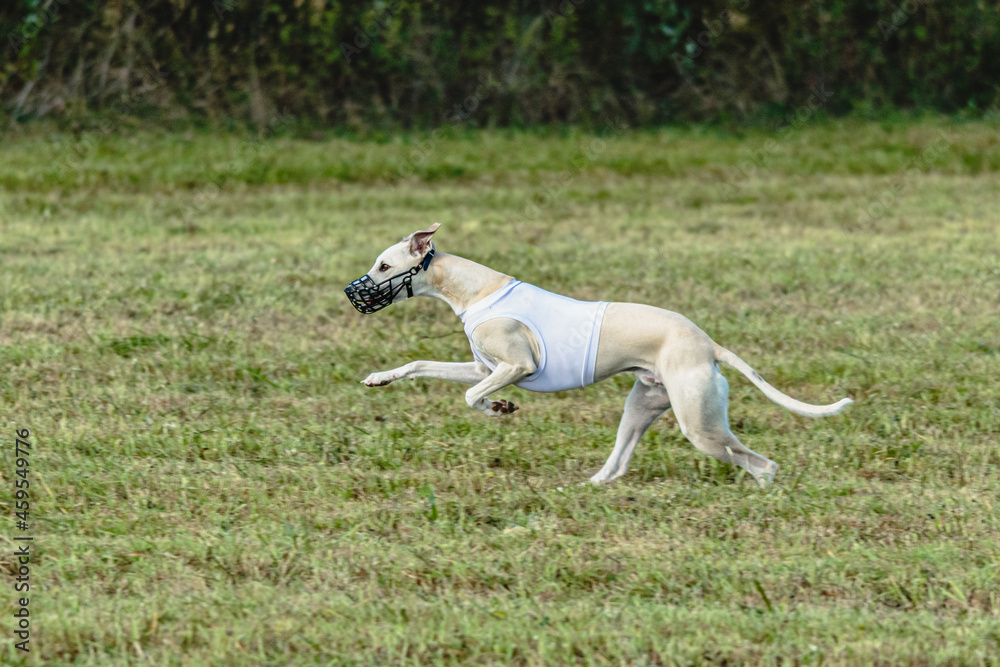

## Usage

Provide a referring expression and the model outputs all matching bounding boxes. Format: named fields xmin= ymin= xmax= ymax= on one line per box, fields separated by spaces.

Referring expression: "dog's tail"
xmin=713 ymin=344 xmax=853 ymax=418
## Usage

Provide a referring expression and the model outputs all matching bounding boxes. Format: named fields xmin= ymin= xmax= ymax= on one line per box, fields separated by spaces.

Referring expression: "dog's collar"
xmin=419 ymin=245 xmax=435 ymax=272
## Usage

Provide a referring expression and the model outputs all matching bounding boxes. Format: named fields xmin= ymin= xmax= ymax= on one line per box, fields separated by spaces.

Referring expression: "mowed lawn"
xmin=1 ymin=119 xmax=999 ymax=665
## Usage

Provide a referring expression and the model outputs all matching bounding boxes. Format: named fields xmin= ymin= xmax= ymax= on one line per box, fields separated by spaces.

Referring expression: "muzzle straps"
xmin=344 ymin=247 xmax=435 ymax=314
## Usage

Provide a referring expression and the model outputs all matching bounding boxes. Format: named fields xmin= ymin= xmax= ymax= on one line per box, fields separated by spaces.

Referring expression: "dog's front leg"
xmin=363 ymin=361 xmax=490 ymax=387
xmin=465 ymin=362 xmax=533 ymax=416
xmin=462 ymin=318 xmax=540 ymax=415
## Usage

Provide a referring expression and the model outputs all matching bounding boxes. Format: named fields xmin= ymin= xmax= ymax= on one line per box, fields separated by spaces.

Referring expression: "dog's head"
xmin=344 ymin=223 xmax=439 ymax=314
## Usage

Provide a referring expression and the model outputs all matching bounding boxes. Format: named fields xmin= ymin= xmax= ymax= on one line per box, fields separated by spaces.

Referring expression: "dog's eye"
xmin=379 ymin=263 xmax=390 ymax=272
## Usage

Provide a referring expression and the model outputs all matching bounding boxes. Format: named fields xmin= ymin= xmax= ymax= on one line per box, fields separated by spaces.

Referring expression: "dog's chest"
xmin=460 ymin=281 xmax=609 ymax=392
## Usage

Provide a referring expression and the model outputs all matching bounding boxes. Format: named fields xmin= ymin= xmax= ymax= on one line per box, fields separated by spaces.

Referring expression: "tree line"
xmin=2 ymin=0 xmax=997 ymax=129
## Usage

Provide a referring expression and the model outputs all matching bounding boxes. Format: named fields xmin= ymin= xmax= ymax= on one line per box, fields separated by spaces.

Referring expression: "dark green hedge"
xmin=2 ymin=0 xmax=998 ymax=128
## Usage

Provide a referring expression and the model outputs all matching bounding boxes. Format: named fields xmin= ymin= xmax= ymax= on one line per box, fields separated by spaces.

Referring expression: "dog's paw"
xmin=362 ymin=372 xmax=397 ymax=387
xmin=749 ymin=460 xmax=778 ymax=489
xmin=752 ymin=467 xmax=777 ymax=489
xmin=587 ymin=472 xmax=617 ymax=486
xmin=490 ymin=399 xmax=518 ymax=415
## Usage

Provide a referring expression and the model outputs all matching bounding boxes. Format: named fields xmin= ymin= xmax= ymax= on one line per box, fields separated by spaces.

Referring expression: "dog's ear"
xmin=407 ymin=223 xmax=440 ymax=256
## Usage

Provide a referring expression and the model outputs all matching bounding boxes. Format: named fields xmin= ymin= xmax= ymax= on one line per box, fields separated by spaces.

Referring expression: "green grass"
xmin=1 ymin=118 xmax=999 ymax=665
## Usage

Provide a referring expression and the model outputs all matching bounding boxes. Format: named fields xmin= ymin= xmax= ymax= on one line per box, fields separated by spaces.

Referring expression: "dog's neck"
xmin=415 ymin=252 xmax=514 ymax=316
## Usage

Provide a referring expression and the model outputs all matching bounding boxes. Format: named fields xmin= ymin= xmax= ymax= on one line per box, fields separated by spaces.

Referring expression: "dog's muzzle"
xmin=344 ymin=249 xmax=435 ymax=314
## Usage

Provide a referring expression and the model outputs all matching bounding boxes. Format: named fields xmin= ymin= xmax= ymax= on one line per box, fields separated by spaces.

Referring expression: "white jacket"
xmin=459 ymin=280 xmax=609 ymax=393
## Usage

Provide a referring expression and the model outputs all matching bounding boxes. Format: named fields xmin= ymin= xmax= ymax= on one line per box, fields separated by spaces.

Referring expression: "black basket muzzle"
xmin=344 ymin=249 xmax=434 ymax=314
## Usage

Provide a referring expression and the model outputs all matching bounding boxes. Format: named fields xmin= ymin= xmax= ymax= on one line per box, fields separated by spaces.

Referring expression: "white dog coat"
xmin=459 ymin=280 xmax=610 ymax=392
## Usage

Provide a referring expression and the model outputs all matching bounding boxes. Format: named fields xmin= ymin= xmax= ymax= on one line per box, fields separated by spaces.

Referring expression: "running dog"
xmin=345 ymin=224 xmax=852 ymax=485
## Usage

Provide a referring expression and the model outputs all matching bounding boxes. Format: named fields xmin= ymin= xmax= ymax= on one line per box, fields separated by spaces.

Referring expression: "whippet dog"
xmin=345 ymin=224 xmax=852 ymax=486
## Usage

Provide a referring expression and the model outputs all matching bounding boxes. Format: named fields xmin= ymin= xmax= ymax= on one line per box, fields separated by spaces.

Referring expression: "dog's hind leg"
xmin=665 ymin=364 xmax=778 ymax=486
xmin=589 ymin=376 xmax=671 ymax=485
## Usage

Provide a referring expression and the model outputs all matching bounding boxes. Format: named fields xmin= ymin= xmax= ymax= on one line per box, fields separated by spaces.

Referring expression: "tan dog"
xmin=346 ymin=224 xmax=852 ymax=486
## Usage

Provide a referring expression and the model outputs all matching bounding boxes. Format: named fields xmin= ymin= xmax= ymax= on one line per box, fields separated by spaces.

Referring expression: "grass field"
xmin=1 ymin=118 xmax=999 ymax=665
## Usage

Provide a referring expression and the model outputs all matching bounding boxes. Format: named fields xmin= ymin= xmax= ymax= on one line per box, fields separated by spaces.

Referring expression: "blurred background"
xmin=3 ymin=0 xmax=999 ymax=130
